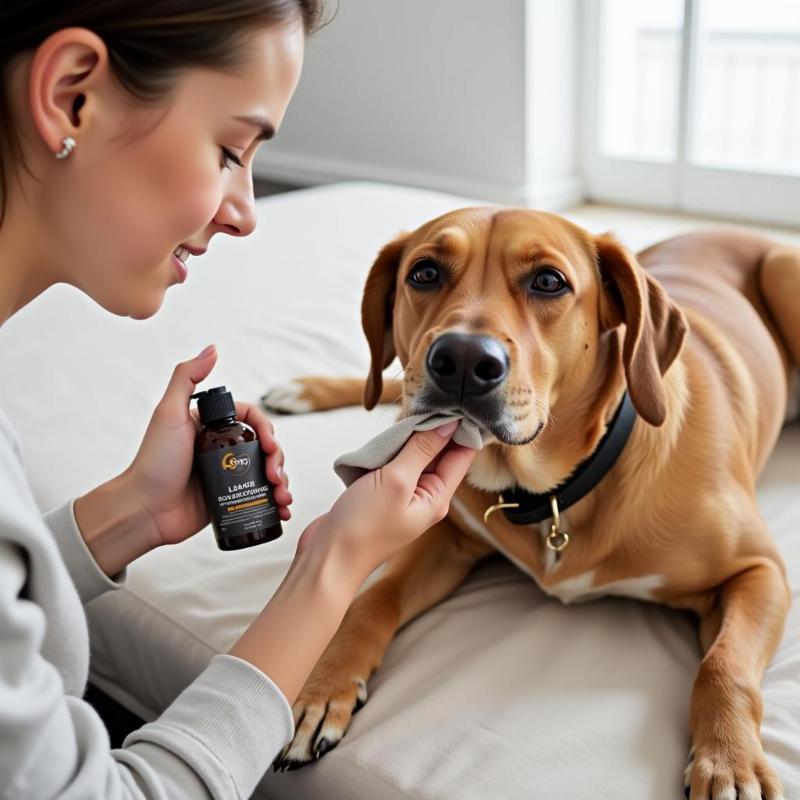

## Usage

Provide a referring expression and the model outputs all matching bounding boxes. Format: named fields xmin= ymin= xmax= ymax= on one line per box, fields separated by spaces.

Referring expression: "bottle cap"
xmin=191 ymin=386 xmax=237 ymax=425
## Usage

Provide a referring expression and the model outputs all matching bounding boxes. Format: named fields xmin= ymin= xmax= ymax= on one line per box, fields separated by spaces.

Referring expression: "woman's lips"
xmin=170 ymin=244 xmax=206 ymax=284
xmin=171 ymin=252 xmax=188 ymax=283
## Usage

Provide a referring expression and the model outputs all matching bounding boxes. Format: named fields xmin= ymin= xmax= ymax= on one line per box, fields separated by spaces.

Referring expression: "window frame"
xmin=581 ymin=0 xmax=800 ymax=227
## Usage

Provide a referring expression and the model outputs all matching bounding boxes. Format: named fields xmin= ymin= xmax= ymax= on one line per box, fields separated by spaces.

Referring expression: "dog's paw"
xmin=683 ymin=741 xmax=785 ymax=800
xmin=272 ymin=675 xmax=369 ymax=771
xmin=260 ymin=381 xmax=313 ymax=415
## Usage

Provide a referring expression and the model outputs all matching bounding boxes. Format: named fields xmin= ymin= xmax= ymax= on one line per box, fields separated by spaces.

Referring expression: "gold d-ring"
xmin=483 ymin=494 xmax=520 ymax=523
xmin=546 ymin=495 xmax=569 ymax=552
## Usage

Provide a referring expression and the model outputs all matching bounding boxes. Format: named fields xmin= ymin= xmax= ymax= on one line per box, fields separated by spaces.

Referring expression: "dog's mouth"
xmin=409 ymin=390 xmax=545 ymax=447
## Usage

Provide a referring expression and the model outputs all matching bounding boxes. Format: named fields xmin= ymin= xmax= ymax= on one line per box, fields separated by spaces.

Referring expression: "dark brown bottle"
xmin=191 ymin=386 xmax=283 ymax=550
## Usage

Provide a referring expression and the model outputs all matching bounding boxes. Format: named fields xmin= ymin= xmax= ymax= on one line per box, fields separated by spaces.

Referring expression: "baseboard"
xmin=254 ymin=151 xmax=584 ymax=210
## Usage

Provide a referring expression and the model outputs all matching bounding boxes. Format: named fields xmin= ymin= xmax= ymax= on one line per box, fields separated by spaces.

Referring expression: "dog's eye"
xmin=529 ymin=268 xmax=568 ymax=295
xmin=408 ymin=259 xmax=441 ymax=288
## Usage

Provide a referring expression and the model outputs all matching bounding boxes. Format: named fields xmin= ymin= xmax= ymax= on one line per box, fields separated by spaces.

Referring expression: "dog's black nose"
xmin=426 ymin=333 xmax=509 ymax=399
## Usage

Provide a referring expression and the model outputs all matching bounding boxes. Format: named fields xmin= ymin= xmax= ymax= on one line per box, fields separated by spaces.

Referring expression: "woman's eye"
xmin=407 ymin=259 xmax=441 ymax=287
xmin=220 ymin=147 xmax=244 ymax=170
xmin=529 ymin=267 xmax=568 ymax=295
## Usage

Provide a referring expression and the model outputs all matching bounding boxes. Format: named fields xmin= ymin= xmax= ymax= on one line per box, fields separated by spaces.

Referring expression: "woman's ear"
xmin=361 ymin=232 xmax=411 ymax=410
xmin=595 ymin=232 xmax=689 ymax=426
xmin=28 ymin=27 xmax=109 ymax=156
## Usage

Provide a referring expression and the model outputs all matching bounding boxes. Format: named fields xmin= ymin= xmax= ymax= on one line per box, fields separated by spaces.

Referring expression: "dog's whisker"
xmin=534 ymin=399 xmax=556 ymax=427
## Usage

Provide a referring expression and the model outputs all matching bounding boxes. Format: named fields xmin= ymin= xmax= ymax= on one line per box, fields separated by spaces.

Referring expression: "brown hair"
xmin=0 ymin=0 xmax=327 ymax=224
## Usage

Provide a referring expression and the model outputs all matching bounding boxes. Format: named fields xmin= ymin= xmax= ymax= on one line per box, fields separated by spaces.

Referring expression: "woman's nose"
xmin=214 ymin=173 xmax=257 ymax=237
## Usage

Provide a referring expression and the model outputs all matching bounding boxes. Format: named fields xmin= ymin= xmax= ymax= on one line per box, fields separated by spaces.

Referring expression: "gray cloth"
xmin=0 ymin=404 xmax=293 ymax=799
xmin=334 ymin=413 xmax=487 ymax=486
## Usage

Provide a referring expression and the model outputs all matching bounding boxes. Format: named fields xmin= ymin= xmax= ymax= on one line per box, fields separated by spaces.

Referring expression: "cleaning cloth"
xmin=333 ymin=413 xmax=487 ymax=487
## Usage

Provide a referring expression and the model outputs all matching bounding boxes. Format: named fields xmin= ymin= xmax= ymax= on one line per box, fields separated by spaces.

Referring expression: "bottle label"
xmin=195 ymin=440 xmax=279 ymax=539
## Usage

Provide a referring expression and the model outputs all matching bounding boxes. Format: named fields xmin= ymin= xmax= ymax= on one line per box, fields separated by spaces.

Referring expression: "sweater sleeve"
xmin=43 ymin=498 xmax=127 ymax=604
xmin=121 ymin=655 xmax=295 ymax=797
xmin=0 ymin=538 xmax=295 ymax=800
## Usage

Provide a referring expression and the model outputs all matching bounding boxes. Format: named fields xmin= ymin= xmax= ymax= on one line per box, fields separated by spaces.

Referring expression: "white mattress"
xmin=0 ymin=182 xmax=797 ymax=799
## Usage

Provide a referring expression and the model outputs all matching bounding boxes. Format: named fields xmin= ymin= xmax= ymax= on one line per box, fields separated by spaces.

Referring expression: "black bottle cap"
xmin=191 ymin=386 xmax=237 ymax=425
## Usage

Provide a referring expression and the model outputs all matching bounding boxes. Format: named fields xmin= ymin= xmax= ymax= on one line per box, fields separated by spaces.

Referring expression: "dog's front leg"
xmin=685 ymin=556 xmax=790 ymax=800
xmin=261 ymin=376 xmax=403 ymax=413
xmin=273 ymin=518 xmax=493 ymax=770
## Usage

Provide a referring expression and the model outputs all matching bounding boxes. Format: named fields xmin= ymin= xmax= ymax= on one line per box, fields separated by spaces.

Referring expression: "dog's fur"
xmin=268 ymin=210 xmax=799 ymax=797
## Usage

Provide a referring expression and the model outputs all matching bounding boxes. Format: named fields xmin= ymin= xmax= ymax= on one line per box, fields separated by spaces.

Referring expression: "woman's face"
xmin=39 ymin=23 xmax=305 ymax=319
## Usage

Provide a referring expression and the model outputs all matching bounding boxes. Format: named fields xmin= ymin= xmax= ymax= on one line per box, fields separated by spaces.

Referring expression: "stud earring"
xmin=55 ymin=137 xmax=76 ymax=160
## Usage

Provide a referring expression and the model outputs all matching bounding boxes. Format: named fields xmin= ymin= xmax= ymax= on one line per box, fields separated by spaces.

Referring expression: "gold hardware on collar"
xmin=483 ymin=494 xmax=520 ymax=524
xmin=546 ymin=494 xmax=569 ymax=552
xmin=484 ymin=493 xmax=569 ymax=554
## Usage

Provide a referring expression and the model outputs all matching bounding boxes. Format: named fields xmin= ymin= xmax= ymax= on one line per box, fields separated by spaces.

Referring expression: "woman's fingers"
xmin=272 ymin=483 xmax=293 ymax=510
xmin=235 ymin=401 xmax=276 ymax=445
xmin=431 ymin=443 xmax=476 ymax=491
xmin=385 ymin=421 xmax=459 ymax=485
xmin=381 ymin=422 xmax=475 ymax=527
xmin=235 ymin=401 xmax=292 ymax=505
xmin=265 ymin=447 xmax=286 ymax=485
xmin=416 ymin=444 xmax=476 ymax=503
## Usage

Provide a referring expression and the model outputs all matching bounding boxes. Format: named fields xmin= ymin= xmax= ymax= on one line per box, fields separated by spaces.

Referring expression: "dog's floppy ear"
xmin=361 ymin=232 xmax=410 ymax=410
xmin=595 ymin=233 xmax=688 ymax=426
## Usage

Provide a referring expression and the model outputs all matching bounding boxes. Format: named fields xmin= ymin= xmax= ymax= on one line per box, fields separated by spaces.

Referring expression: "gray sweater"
xmin=0 ymin=405 xmax=294 ymax=799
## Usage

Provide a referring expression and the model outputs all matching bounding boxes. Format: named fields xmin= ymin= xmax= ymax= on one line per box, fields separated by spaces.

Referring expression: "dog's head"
xmin=362 ymin=207 xmax=687 ymax=451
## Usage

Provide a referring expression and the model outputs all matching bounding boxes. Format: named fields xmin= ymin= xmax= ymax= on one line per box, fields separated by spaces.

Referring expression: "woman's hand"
xmin=75 ymin=345 xmax=292 ymax=575
xmin=229 ymin=421 xmax=476 ymax=703
xmin=294 ymin=420 xmax=476 ymax=587
xmin=125 ymin=345 xmax=293 ymax=549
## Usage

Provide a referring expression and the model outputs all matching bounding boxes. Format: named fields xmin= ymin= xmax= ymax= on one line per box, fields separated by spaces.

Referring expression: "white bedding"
xmin=0 ymin=182 xmax=797 ymax=799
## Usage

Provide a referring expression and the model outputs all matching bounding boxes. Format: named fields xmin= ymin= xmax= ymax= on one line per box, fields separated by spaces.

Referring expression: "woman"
xmin=0 ymin=2 xmax=477 ymax=797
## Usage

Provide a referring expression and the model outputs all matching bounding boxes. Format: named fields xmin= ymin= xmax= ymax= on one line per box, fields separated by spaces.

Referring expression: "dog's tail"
xmin=760 ymin=245 xmax=800 ymax=421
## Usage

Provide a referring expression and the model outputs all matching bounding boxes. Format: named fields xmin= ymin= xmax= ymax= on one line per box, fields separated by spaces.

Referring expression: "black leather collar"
xmin=499 ymin=391 xmax=637 ymax=525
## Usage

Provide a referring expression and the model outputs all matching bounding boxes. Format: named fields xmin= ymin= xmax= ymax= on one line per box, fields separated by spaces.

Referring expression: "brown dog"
xmin=267 ymin=209 xmax=799 ymax=798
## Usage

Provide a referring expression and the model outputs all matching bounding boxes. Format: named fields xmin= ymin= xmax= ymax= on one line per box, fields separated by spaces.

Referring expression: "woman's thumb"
xmin=160 ymin=344 xmax=218 ymax=416
xmin=389 ymin=420 xmax=459 ymax=477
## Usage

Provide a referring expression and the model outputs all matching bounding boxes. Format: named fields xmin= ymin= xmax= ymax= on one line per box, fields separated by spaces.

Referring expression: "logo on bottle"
xmin=221 ymin=451 xmax=251 ymax=475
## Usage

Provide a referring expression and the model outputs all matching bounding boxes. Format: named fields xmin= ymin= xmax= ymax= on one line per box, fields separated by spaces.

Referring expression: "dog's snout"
xmin=426 ymin=333 xmax=509 ymax=399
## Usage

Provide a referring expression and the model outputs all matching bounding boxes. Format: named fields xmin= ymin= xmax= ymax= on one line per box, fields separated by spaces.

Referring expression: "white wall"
xmin=255 ymin=0 xmax=582 ymax=208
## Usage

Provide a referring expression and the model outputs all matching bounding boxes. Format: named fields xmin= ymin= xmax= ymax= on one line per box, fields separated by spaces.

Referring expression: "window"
xmin=583 ymin=0 xmax=800 ymax=226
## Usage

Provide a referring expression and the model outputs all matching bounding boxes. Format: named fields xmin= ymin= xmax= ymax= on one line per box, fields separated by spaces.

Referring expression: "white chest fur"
xmin=450 ymin=497 xmax=665 ymax=605
xmin=546 ymin=571 xmax=666 ymax=604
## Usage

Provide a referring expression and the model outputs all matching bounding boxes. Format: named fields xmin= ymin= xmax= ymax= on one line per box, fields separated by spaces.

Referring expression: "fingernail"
xmin=277 ymin=464 xmax=284 ymax=480
xmin=196 ymin=344 xmax=215 ymax=359
xmin=435 ymin=420 xmax=459 ymax=438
